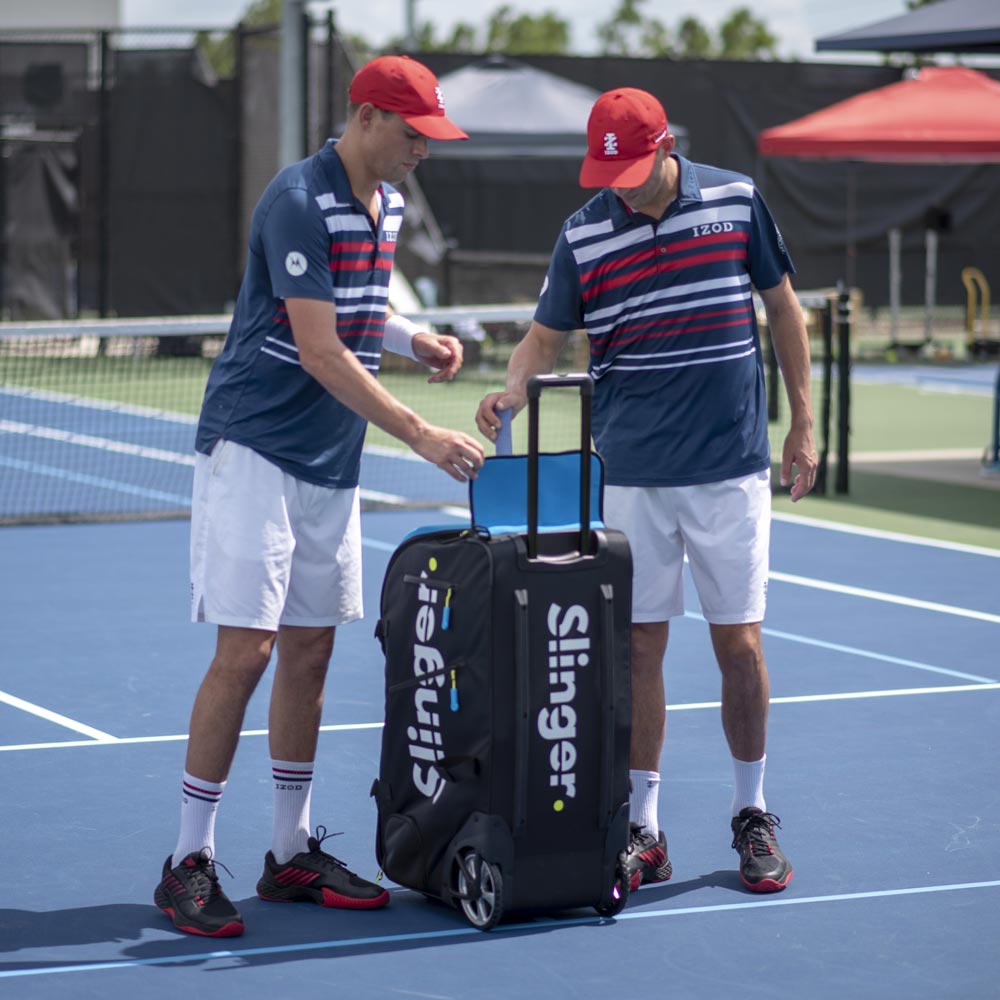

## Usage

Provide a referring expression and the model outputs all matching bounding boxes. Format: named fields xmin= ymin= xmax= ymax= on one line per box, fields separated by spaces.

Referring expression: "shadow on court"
xmin=0 ymin=904 xmax=159 ymax=954
xmin=0 ymin=870 xmax=750 ymax=975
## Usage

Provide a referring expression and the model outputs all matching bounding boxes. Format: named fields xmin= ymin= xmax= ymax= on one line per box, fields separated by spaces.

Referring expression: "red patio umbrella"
xmin=758 ymin=66 xmax=1000 ymax=346
xmin=758 ymin=66 xmax=1000 ymax=162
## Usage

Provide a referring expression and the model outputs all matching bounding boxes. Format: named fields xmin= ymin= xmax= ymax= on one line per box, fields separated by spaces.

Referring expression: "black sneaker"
xmin=730 ymin=808 xmax=793 ymax=893
xmin=257 ymin=827 xmax=390 ymax=910
xmin=154 ymin=850 xmax=244 ymax=937
xmin=625 ymin=822 xmax=673 ymax=890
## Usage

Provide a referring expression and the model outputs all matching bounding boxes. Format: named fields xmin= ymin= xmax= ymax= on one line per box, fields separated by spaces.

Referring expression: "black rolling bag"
xmin=371 ymin=374 xmax=633 ymax=930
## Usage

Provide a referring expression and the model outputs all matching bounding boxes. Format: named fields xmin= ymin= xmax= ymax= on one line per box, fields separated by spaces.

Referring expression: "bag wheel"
xmin=594 ymin=850 xmax=630 ymax=917
xmin=453 ymin=848 xmax=504 ymax=931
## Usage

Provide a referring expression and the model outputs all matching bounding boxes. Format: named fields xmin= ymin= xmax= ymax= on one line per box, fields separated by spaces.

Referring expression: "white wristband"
xmin=383 ymin=314 xmax=421 ymax=362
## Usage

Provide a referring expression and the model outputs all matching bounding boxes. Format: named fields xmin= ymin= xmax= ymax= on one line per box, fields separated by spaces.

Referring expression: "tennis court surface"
xmin=2 ymin=504 xmax=998 ymax=999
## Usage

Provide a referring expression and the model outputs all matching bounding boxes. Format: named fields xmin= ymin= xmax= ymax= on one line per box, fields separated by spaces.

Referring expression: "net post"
xmin=815 ymin=295 xmax=833 ymax=496
xmin=835 ymin=284 xmax=852 ymax=494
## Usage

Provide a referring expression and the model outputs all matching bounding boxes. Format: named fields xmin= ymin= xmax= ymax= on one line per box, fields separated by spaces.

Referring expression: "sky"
xmin=120 ymin=0 xmax=921 ymax=62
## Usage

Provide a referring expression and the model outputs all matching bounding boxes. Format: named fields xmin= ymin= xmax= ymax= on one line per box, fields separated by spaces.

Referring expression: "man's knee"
xmin=710 ymin=623 xmax=764 ymax=675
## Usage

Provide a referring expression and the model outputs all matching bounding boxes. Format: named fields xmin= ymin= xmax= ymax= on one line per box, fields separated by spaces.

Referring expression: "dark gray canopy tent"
xmin=415 ymin=56 xmax=688 ymax=260
xmin=815 ymin=0 xmax=1000 ymax=54
xmin=432 ymin=55 xmax=688 ymax=159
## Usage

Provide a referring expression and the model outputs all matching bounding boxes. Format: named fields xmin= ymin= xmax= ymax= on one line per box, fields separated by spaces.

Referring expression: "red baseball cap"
xmin=579 ymin=88 xmax=670 ymax=188
xmin=348 ymin=55 xmax=468 ymax=141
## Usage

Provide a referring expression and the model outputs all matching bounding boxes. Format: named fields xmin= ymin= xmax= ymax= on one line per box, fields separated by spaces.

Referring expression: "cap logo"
xmin=434 ymin=86 xmax=445 ymax=111
xmin=603 ymin=132 xmax=619 ymax=157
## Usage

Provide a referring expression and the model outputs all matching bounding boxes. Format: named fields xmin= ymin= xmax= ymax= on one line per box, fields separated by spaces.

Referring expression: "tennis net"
xmin=0 ymin=297 xmax=847 ymax=525
xmin=0 ymin=310 xmax=551 ymax=524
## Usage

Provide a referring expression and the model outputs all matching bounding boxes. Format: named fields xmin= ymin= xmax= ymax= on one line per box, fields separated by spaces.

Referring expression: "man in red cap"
xmin=154 ymin=55 xmax=482 ymax=938
xmin=477 ymin=87 xmax=816 ymax=896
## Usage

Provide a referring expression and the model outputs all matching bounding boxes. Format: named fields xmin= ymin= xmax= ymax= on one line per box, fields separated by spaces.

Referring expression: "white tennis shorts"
xmin=190 ymin=439 xmax=363 ymax=630
xmin=603 ymin=469 xmax=771 ymax=625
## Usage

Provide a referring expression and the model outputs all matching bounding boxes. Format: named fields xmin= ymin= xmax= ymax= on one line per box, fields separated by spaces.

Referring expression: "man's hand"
xmin=781 ymin=421 xmax=818 ymax=502
xmin=475 ymin=390 xmax=526 ymax=442
xmin=412 ymin=332 xmax=464 ymax=383
xmin=413 ymin=424 xmax=484 ymax=482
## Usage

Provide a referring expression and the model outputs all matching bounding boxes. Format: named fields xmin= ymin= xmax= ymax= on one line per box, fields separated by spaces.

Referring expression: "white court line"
xmin=772 ymin=510 xmax=1000 ymax=559
xmin=0 ymin=690 xmax=117 ymax=742
xmin=2 ymin=685 xmax=998 ymax=754
xmin=0 ymin=879 xmax=996 ymax=980
xmin=769 ymin=570 xmax=1000 ymax=624
xmin=0 ymin=419 xmax=196 ymax=466
xmin=683 ymin=612 xmax=997 ymax=683
xmin=850 ymin=447 xmax=982 ymax=463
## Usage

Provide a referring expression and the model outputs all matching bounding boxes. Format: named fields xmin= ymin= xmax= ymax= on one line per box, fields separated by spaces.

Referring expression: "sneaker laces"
xmin=626 ymin=822 xmax=656 ymax=856
xmin=184 ymin=848 xmax=235 ymax=898
xmin=304 ymin=825 xmax=348 ymax=870
xmin=731 ymin=811 xmax=782 ymax=856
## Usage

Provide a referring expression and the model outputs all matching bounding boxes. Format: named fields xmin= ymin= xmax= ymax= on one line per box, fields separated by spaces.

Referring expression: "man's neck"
xmin=332 ymin=135 xmax=380 ymax=212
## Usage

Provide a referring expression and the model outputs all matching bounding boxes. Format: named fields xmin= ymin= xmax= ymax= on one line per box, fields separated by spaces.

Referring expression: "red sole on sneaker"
xmin=257 ymin=886 xmax=390 ymax=908
xmin=157 ymin=904 xmax=244 ymax=937
xmin=740 ymin=871 xmax=793 ymax=893
xmin=320 ymin=887 xmax=390 ymax=909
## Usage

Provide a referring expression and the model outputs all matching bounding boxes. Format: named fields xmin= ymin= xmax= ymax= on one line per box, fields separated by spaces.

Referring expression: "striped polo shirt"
xmin=196 ymin=139 xmax=404 ymax=487
xmin=534 ymin=154 xmax=794 ymax=488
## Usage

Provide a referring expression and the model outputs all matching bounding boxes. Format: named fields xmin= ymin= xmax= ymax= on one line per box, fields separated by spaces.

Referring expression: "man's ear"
xmin=357 ymin=102 xmax=378 ymax=130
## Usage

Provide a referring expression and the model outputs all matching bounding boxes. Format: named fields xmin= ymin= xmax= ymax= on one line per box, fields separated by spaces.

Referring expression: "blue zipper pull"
xmin=442 ymin=588 xmax=452 ymax=630
xmin=449 ymin=668 xmax=460 ymax=712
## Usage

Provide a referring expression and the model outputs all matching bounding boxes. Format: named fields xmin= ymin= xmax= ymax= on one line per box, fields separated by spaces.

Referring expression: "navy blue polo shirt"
xmin=196 ymin=139 xmax=404 ymax=487
xmin=535 ymin=155 xmax=794 ymax=488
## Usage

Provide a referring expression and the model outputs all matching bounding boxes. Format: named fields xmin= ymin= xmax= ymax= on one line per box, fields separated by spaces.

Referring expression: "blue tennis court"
xmin=1 ymin=506 xmax=998 ymax=999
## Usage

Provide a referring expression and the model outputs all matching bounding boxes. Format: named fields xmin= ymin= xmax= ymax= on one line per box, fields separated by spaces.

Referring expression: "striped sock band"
xmin=172 ymin=771 xmax=225 ymax=867
xmin=271 ymin=759 xmax=315 ymax=865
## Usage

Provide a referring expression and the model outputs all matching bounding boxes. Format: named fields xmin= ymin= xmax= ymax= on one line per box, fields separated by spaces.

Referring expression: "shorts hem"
xmin=632 ymin=607 xmax=685 ymax=623
xmin=701 ymin=611 xmax=765 ymax=626
xmin=194 ymin=612 xmax=280 ymax=631
xmin=279 ymin=612 xmax=364 ymax=628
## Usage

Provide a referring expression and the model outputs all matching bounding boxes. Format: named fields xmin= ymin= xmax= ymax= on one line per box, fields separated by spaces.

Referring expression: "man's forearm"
xmin=505 ymin=322 xmax=570 ymax=399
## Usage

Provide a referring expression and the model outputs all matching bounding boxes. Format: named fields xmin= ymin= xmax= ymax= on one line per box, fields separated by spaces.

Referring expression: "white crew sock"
xmin=271 ymin=759 xmax=315 ymax=864
xmin=172 ymin=771 xmax=225 ymax=867
xmin=629 ymin=769 xmax=661 ymax=836
xmin=731 ymin=754 xmax=767 ymax=817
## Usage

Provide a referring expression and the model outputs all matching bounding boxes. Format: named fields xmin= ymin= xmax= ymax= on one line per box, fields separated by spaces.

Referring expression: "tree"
xmin=676 ymin=16 xmax=714 ymax=59
xmin=597 ymin=0 xmax=673 ymax=57
xmin=413 ymin=21 xmax=479 ymax=52
xmin=196 ymin=0 xmax=281 ymax=79
xmin=484 ymin=6 xmax=571 ymax=54
xmin=717 ymin=7 xmax=779 ymax=60
xmin=597 ymin=1 xmax=778 ymax=60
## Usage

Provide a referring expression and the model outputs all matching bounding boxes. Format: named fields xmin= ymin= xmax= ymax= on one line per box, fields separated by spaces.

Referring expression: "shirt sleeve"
xmin=533 ymin=229 xmax=585 ymax=332
xmin=747 ymin=186 xmax=795 ymax=293
xmin=259 ymin=186 xmax=333 ymax=302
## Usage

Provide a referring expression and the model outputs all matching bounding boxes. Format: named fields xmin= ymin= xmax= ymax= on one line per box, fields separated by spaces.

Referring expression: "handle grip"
xmin=495 ymin=408 xmax=513 ymax=456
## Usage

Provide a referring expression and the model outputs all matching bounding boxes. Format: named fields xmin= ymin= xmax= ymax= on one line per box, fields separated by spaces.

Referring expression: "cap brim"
xmin=403 ymin=113 xmax=468 ymax=141
xmin=579 ymin=150 xmax=657 ymax=189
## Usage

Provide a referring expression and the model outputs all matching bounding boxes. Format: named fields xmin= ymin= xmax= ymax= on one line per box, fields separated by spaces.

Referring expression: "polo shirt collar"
xmin=607 ymin=153 xmax=703 ymax=230
xmin=319 ymin=138 xmax=387 ymax=218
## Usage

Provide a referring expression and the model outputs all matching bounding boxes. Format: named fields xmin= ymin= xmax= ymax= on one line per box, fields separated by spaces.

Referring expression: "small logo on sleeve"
xmin=285 ymin=251 xmax=307 ymax=276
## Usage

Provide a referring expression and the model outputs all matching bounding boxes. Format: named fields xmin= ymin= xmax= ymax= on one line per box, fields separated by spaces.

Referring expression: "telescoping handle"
xmin=526 ymin=373 xmax=594 ymax=558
